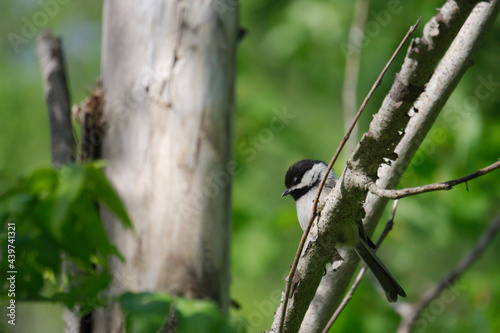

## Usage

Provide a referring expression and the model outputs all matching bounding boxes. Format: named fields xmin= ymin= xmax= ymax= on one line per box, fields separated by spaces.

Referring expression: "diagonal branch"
xmin=397 ymin=213 xmax=500 ymax=333
xmin=368 ymin=159 xmax=500 ymax=199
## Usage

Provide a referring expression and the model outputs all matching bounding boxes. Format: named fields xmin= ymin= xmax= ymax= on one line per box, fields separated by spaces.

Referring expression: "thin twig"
xmin=368 ymin=159 xmax=500 ymax=199
xmin=375 ymin=199 xmax=399 ymax=247
xmin=277 ymin=18 xmax=421 ymax=333
xmin=322 ymin=200 xmax=399 ymax=333
xmin=397 ymin=213 xmax=500 ymax=333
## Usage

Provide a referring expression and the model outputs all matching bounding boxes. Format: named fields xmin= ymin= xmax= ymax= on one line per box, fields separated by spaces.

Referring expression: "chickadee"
xmin=282 ymin=159 xmax=406 ymax=302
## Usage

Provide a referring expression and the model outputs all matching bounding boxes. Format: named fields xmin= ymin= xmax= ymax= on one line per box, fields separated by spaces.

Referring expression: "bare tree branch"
xmin=397 ymin=213 xmax=500 ymax=333
xmin=322 ymin=200 xmax=400 ymax=333
xmin=36 ymin=30 xmax=75 ymax=167
xmin=275 ymin=19 xmax=420 ymax=333
xmin=299 ymin=2 xmax=500 ymax=331
xmin=368 ymin=159 xmax=500 ymax=199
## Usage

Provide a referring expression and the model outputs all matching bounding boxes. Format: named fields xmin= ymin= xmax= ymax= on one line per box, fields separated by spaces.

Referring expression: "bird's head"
xmin=281 ymin=159 xmax=328 ymax=201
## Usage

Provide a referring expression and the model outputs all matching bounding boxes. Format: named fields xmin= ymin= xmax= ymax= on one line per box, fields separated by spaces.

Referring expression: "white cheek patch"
xmin=289 ymin=163 xmax=326 ymax=191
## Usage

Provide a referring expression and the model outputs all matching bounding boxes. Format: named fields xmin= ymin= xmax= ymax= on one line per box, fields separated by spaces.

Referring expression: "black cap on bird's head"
xmin=281 ymin=159 xmax=326 ymax=200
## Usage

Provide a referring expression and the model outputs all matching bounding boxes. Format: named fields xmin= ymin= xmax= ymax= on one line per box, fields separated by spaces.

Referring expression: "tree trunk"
xmin=93 ymin=1 xmax=237 ymax=331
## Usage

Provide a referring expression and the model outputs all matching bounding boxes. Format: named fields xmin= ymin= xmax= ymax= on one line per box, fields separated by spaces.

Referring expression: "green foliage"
xmin=0 ymin=163 xmax=243 ymax=332
xmin=119 ymin=292 xmax=240 ymax=333
xmin=119 ymin=292 xmax=174 ymax=333
xmin=1 ymin=0 xmax=500 ymax=332
xmin=0 ymin=162 xmax=132 ymax=313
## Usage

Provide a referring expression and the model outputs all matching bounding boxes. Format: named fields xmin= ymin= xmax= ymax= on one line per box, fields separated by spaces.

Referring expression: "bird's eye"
xmin=293 ymin=177 xmax=298 ymax=184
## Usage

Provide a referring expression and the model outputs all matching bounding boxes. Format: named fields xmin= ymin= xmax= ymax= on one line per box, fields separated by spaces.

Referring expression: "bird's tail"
xmin=354 ymin=239 xmax=406 ymax=302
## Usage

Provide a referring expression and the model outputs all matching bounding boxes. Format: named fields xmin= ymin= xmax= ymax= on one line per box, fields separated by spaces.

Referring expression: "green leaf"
xmin=85 ymin=163 xmax=133 ymax=229
xmin=53 ymin=269 xmax=113 ymax=312
xmin=51 ymin=165 xmax=86 ymax=241
xmin=119 ymin=293 xmax=237 ymax=333
xmin=119 ymin=292 xmax=174 ymax=333
xmin=26 ymin=168 xmax=59 ymax=198
xmin=58 ymin=190 xmax=121 ymax=267
xmin=175 ymin=298 xmax=227 ymax=333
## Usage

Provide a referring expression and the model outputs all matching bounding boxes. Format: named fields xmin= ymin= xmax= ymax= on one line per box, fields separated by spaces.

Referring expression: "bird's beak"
xmin=281 ymin=189 xmax=290 ymax=197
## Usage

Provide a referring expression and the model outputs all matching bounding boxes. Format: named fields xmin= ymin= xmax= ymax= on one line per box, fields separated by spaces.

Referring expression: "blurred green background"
xmin=1 ymin=0 xmax=500 ymax=332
